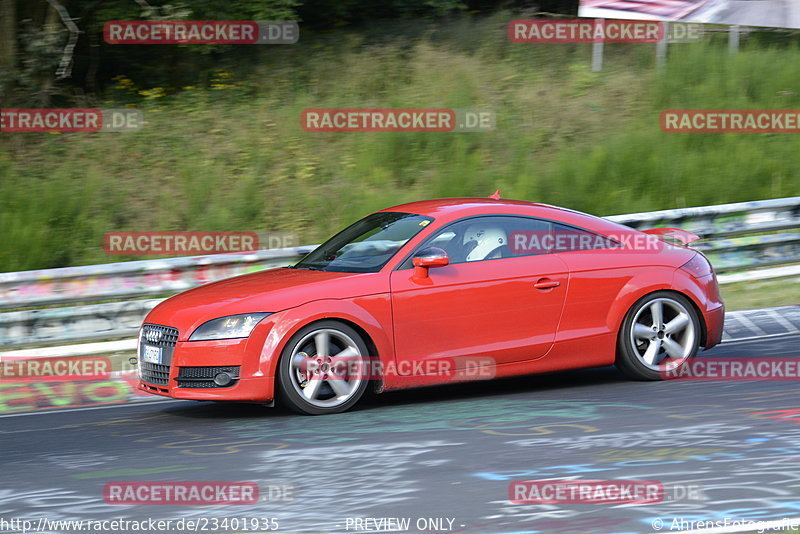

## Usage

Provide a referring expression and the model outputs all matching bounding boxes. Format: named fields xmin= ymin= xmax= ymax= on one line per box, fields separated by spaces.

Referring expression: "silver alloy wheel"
xmin=630 ymin=297 xmax=697 ymax=371
xmin=288 ymin=328 xmax=365 ymax=409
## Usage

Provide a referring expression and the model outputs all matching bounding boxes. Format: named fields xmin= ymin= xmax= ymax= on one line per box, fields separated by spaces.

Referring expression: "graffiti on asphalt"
xmin=0 ymin=372 xmax=149 ymax=414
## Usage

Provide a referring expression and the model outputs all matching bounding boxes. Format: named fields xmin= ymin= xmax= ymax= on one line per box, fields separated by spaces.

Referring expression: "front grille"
xmin=139 ymin=324 xmax=179 ymax=386
xmin=141 ymin=324 xmax=179 ymax=347
xmin=139 ymin=362 xmax=171 ymax=386
xmin=177 ymin=366 xmax=241 ymax=388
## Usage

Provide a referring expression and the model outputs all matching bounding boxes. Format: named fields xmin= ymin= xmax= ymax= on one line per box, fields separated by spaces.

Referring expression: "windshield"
xmin=293 ymin=212 xmax=434 ymax=273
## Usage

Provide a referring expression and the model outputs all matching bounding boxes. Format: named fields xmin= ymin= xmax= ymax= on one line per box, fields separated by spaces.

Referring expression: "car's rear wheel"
xmin=277 ymin=320 xmax=370 ymax=415
xmin=616 ymin=291 xmax=701 ymax=380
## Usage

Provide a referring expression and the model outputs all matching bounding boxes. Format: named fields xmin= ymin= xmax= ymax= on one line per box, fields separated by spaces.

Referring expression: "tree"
xmin=0 ymin=0 xmax=17 ymax=105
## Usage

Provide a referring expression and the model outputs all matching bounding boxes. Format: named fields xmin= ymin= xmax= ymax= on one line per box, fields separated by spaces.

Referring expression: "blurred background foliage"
xmin=0 ymin=0 xmax=799 ymax=271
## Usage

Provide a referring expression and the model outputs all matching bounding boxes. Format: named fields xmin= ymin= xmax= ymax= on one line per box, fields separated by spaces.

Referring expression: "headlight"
xmin=189 ymin=313 xmax=272 ymax=341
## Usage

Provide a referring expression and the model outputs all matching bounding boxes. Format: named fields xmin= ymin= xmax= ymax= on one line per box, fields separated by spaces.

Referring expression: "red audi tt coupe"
xmin=137 ymin=197 xmax=724 ymax=414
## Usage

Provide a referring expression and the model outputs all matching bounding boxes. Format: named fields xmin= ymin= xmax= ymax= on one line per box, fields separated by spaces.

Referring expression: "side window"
xmin=551 ymin=223 xmax=618 ymax=252
xmin=402 ymin=216 xmax=552 ymax=268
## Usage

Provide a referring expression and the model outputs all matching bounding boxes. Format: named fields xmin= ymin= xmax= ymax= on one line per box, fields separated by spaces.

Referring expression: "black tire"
xmin=277 ymin=320 xmax=371 ymax=415
xmin=616 ymin=291 xmax=702 ymax=381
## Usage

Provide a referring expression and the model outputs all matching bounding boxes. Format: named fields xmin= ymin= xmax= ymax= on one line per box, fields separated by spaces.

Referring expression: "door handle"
xmin=534 ymin=278 xmax=560 ymax=290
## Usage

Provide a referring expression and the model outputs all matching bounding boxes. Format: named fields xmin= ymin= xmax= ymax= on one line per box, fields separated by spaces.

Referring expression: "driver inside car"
xmin=462 ymin=223 xmax=509 ymax=261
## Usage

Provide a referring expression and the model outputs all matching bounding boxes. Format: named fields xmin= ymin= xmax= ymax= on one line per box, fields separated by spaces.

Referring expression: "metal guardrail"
xmin=0 ymin=246 xmax=315 ymax=310
xmin=0 ymin=299 xmax=165 ymax=348
xmin=607 ymin=196 xmax=800 ymax=272
xmin=0 ymin=197 xmax=798 ymax=349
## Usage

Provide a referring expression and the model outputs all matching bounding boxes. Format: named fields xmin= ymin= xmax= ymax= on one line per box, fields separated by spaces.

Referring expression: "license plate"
xmin=142 ymin=345 xmax=162 ymax=364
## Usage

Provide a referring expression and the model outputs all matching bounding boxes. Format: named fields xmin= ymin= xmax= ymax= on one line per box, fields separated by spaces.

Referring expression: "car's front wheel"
xmin=277 ymin=320 xmax=371 ymax=415
xmin=616 ymin=291 xmax=701 ymax=380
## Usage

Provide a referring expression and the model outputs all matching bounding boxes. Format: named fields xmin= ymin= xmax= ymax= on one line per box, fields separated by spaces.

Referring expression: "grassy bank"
xmin=721 ymin=276 xmax=800 ymax=311
xmin=2 ymin=13 xmax=799 ymax=271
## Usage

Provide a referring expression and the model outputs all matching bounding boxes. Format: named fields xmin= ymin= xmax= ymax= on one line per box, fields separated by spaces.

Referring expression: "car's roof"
xmin=379 ymin=197 xmax=633 ymax=235
xmin=382 ymin=197 xmax=555 ymax=216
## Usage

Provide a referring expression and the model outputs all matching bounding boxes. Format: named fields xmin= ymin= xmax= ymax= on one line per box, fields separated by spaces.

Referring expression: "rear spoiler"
xmin=641 ymin=228 xmax=701 ymax=246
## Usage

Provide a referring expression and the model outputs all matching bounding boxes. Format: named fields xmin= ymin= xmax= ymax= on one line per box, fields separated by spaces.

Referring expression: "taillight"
xmin=680 ymin=253 xmax=713 ymax=278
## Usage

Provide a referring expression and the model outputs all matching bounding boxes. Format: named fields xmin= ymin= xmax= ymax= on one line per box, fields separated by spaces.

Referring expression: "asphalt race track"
xmin=2 ymin=335 xmax=800 ymax=534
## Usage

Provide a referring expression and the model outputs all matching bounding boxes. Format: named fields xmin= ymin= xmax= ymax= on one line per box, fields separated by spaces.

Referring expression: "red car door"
xmin=389 ymin=216 xmax=569 ymax=374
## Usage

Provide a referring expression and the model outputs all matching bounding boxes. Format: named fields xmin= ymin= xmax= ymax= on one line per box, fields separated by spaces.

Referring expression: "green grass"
xmin=721 ymin=276 xmax=800 ymax=311
xmin=1 ymin=12 xmax=800 ymax=271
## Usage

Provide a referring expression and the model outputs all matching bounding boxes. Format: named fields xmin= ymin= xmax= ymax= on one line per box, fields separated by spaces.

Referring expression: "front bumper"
xmin=139 ymin=376 xmax=273 ymax=402
xmin=137 ymin=329 xmax=275 ymax=403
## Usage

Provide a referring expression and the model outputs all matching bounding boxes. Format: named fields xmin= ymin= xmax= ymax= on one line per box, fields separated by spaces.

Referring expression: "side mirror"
xmin=412 ymin=247 xmax=449 ymax=278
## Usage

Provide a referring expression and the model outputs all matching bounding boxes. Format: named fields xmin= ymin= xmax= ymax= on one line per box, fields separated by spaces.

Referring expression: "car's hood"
xmin=144 ymin=267 xmax=385 ymax=338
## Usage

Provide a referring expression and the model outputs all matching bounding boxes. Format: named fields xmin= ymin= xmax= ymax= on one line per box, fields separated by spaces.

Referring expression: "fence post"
xmin=729 ymin=24 xmax=740 ymax=54
xmin=656 ymin=21 xmax=669 ymax=69
xmin=592 ymin=19 xmax=604 ymax=71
